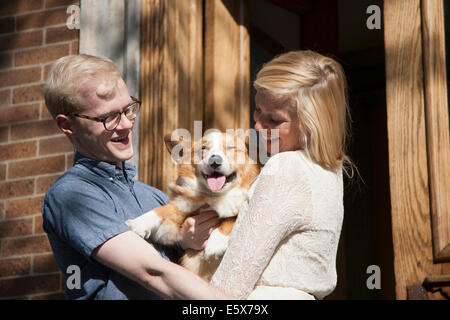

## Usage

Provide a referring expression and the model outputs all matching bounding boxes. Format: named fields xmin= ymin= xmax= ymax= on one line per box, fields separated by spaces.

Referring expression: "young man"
xmin=42 ymin=54 xmax=230 ymax=300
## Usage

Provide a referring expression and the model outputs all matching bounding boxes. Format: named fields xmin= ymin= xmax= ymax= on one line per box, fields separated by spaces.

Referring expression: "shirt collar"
xmin=74 ymin=151 xmax=136 ymax=180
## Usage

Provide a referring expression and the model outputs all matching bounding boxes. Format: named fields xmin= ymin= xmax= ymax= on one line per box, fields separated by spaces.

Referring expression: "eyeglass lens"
xmin=104 ymin=102 xmax=140 ymax=130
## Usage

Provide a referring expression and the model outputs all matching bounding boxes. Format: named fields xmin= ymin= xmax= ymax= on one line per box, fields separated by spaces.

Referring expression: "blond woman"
xmin=211 ymin=50 xmax=352 ymax=300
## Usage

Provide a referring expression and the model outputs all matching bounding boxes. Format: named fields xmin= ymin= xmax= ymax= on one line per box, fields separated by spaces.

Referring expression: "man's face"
xmin=71 ymin=78 xmax=135 ymax=167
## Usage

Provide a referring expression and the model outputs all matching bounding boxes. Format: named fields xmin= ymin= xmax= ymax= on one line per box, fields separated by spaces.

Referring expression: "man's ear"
xmin=56 ymin=114 xmax=75 ymax=136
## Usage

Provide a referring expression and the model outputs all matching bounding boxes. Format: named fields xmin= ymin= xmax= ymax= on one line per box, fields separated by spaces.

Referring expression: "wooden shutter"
xmin=384 ymin=0 xmax=450 ymax=299
xmin=140 ymin=0 xmax=250 ymax=192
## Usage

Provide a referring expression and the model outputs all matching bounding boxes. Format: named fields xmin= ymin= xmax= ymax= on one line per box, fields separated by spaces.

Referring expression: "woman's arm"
xmin=92 ymin=230 xmax=233 ymax=300
xmin=210 ymin=153 xmax=313 ymax=299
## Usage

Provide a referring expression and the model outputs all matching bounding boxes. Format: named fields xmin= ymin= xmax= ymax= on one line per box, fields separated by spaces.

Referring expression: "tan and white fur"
xmin=126 ymin=131 xmax=260 ymax=280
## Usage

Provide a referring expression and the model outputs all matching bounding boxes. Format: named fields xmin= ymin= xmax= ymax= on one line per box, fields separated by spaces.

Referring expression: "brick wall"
xmin=0 ymin=0 xmax=79 ymax=299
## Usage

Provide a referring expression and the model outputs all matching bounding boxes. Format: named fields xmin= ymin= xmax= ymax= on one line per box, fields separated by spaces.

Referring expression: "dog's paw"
xmin=204 ymin=228 xmax=229 ymax=260
xmin=125 ymin=218 xmax=152 ymax=239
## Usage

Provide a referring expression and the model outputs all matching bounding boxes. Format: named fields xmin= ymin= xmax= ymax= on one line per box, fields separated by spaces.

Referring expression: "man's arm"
xmin=91 ymin=230 xmax=233 ymax=300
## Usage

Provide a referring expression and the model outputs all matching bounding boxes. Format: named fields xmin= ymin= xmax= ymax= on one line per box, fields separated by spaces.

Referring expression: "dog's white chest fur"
xmin=207 ymin=188 xmax=248 ymax=218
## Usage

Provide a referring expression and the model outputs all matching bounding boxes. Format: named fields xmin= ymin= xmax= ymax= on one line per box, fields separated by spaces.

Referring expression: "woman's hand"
xmin=180 ymin=205 xmax=220 ymax=250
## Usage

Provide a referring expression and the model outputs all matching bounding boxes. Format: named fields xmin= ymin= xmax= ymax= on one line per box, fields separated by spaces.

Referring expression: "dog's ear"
xmin=164 ymin=133 xmax=189 ymax=152
xmin=244 ymin=134 xmax=250 ymax=151
xmin=164 ymin=132 xmax=191 ymax=162
xmin=164 ymin=133 xmax=179 ymax=153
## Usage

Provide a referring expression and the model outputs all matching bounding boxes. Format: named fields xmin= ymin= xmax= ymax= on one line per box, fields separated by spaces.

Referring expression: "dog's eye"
xmin=226 ymin=146 xmax=235 ymax=150
xmin=202 ymin=145 xmax=209 ymax=150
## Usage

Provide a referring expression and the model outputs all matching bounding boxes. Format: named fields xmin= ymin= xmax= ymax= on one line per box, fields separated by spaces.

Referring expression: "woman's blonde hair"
xmin=254 ymin=50 xmax=353 ymax=174
xmin=44 ymin=54 xmax=121 ymax=118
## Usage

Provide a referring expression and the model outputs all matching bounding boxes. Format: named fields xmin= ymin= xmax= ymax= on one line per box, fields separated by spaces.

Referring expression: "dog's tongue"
xmin=207 ymin=175 xmax=226 ymax=191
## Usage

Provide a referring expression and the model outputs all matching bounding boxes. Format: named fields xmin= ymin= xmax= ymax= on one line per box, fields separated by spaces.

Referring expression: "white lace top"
xmin=210 ymin=150 xmax=344 ymax=300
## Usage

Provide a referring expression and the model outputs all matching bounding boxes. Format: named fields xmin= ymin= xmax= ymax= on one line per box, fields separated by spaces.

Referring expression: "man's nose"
xmin=116 ymin=113 xmax=134 ymax=130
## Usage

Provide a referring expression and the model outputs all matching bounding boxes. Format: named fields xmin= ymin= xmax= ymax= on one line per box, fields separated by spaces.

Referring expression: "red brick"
xmin=34 ymin=215 xmax=44 ymax=234
xmin=0 ymin=66 xmax=41 ymax=88
xmin=0 ymin=179 xmax=34 ymax=199
xmin=0 ymin=103 xmax=40 ymax=125
xmin=0 ymin=126 xmax=8 ymax=143
xmin=70 ymin=40 xmax=78 ymax=54
xmin=0 ymin=218 xmax=33 ymax=238
xmin=11 ymin=119 xmax=60 ymax=140
xmin=39 ymin=135 xmax=72 ymax=155
xmin=0 ymin=53 xmax=13 ymax=70
xmin=0 ymin=164 xmax=5 ymax=181
xmin=0 ymin=17 xmax=15 ymax=34
xmin=0 ymin=234 xmax=52 ymax=257
xmin=0 ymin=89 xmax=11 ymax=107
xmin=5 ymin=196 xmax=44 ymax=218
xmin=0 ymin=30 xmax=43 ymax=51
xmin=12 ymin=83 xmax=45 ymax=104
xmin=43 ymin=64 xmax=52 ymax=81
xmin=0 ymin=141 xmax=37 ymax=161
xmin=65 ymin=152 xmax=74 ymax=169
xmin=0 ymin=257 xmax=31 ymax=277
xmin=8 ymin=155 xmax=65 ymax=179
xmin=45 ymin=0 xmax=79 ymax=8
xmin=33 ymin=253 xmax=59 ymax=273
xmin=0 ymin=0 xmax=44 ymax=17
xmin=0 ymin=274 xmax=59 ymax=298
xmin=30 ymin=291 xmax=65 ymax=300
xmin=45 ymin=25 xmax=78 ymax=44
xmin=36 ymin=174 xmax=59 ymax=194
xmin=16 ymin=8 xmax=68 ymax=31
xmin=40 ymin=102 xmax=52 ymax=119
xmin=15 ymin=44 xmax=70 ymax=67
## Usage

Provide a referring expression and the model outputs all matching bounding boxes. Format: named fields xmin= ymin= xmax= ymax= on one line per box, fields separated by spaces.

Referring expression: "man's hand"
xmin=180 ymin=205 xmax=220 ymax=250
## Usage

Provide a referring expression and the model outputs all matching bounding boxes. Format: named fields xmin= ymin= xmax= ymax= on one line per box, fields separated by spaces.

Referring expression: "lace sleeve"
xmin=210 ymin=153 xmax=313 ymax=299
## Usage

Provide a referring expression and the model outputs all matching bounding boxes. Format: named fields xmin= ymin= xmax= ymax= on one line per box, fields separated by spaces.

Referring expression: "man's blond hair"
xmin=44 ymin=54 xmax=121 ymax=118
xmin=254 ymin=50 xmax=352 ymax=173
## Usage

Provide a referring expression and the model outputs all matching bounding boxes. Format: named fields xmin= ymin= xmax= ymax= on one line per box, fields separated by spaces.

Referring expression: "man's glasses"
xmin=70 ymin=96 xmax=141 ymax=131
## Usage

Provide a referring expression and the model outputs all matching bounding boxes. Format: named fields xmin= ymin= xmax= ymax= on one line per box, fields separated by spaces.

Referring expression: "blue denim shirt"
xmin=42 ymin=152 xmax=178 ymax=300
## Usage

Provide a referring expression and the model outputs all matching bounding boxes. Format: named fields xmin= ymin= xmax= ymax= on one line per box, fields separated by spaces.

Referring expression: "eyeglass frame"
xmin=69 ymin=96 xmax=141 ymax=131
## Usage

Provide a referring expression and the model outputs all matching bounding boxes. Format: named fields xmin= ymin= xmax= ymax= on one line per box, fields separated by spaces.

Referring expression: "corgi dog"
xmin=126 ymin=130 xmax=260 ymax=280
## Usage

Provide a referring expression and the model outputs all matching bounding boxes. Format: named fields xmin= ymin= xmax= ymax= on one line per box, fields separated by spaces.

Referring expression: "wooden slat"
xmin=140 ymin=0 xmax=203 ymax=192
xmin=140 ymin=0 xmax=163 ymax=189
xmin=423 ymin=275 xmax=450 ymax=289
xmin=177 ymin=0 xmax=204 ymax=134
xmin=384 ymin=0 xmax=435 ymax=300
xmin=204 ymin=0 xmax=250 ymax=132
xmin=421 ymin=0 xmax=450 ymax=262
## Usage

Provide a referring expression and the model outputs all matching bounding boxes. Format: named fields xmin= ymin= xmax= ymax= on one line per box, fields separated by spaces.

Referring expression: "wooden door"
xmin=384 ymin=0 xmax=450 ymax=299
xmin=139 ymin=0 xmax=250 ymax=192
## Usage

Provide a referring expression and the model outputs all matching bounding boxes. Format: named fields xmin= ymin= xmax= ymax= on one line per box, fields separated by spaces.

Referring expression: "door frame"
xmin=384 ymin=0 xmax=450 ymax=299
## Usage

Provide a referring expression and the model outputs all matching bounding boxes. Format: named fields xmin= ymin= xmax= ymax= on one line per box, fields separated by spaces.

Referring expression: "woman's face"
xmin=254 ymin=90 xmax=303 ymax=154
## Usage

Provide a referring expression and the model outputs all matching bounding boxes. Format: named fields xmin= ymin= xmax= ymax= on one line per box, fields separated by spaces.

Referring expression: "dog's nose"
xmin=208 ymin=155 xmax=223 ymax=169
